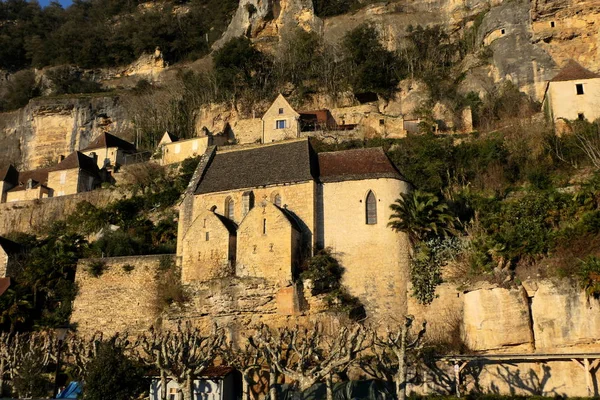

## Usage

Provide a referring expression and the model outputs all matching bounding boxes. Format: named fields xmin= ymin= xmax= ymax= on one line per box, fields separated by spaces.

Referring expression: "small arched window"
xmin=366 ymin=191 xmax=377 ymax=225
xmin=225 ymin=197 xmax=234 ymax=220
xmin=273 ymin=193 xmax=282 ymax=207
xmin=242 ymin=191 xmax=254 ymax=217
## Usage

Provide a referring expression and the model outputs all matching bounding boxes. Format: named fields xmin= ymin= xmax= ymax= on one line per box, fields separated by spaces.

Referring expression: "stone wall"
xmin=70 ymin=255 xmax=174 ymax=337
xmin=161 ymin=137 xmax=209 ymax=166
xmin=408 ymin=279 xmax=600 ymax=397
xmin=321 ymin=178 xmax=411 ymax=319
xmin=0 ymin=188 xmax=125 ymax=235
xmin=0 ymin=248 xmax=8 ymax=277
xmin=47 ymin=168 xmax=82 ymax=197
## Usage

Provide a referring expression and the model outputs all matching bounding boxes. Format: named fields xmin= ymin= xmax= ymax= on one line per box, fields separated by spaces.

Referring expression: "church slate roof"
xmin=550 ymin=60 xmax=600 ymax=82
xmin=82 ymin=133 xmax=137 ymax=152
xmin=318 ymin=147 xmax=403 ymax=183
xmin=195 ymin=140 xmax=317 ymax=194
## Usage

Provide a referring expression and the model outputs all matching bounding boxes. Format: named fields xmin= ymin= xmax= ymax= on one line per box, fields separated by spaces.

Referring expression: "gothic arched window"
xmin=225 ymin=197 xmax=234 ymax=220
xmin=242 ymin=191 xmax=254 ymax=217
xmin=366 ymin=191 xmax=377 ymax=225
xmin=273 ymin=193 xmax=282 ymax=207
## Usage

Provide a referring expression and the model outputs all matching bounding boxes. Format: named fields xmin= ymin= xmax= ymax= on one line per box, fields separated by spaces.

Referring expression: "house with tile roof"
xmin=177 ymin=138 xmax=410 ymax=318
xmin=0 ymin=151 xmax=101 ymax=202
xmin=47 ymin=151 xmax=101 ymax=197
xmin=3 ymin=167 xmax=52 ymax=202
xmin=155 ymin=131 xmax=228 ymax=166
xmin=544 ymin=60 xmax=600 ymax=131
xmin=80 ymin=132 xmax=137 ymax=170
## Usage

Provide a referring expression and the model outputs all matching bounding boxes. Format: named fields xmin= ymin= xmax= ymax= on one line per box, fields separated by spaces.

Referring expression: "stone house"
xmin=0 ymin=236 xmax=21 ymax=278
xmin=156 ymin=131 xmax=227 ymax=166
xmin=544 ymin=60 xmax=600 ymax=131
xmin=261 ymin=94 xmax=301 ymax=143
xmin=80 ymin=132 xmax=137 ymax=170
xmin=3 ymin=168 xmax=52 ymax=203
xmin=46 ymin=151 xmax=101 ymax=197
xmin=178 ymin=138 xmax=410 ymax=318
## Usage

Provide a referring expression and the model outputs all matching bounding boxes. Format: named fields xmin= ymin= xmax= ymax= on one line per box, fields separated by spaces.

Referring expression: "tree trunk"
xmin=326 ymin=373 xmax=334 ymax=400
xmin=242 ymin=372 xmax=251 ymax=400
xmin=269 ymin=367 xmax=277 ymax=400
xmin=0 ymin=358 xmax=4 ymax=397
xmin=160 ymin=371 xmax=167 ymax=400
xmin=397 ymin=322 xmax=409 ymax=400
xmin=182 ymin=374 xmax=194 ymax=400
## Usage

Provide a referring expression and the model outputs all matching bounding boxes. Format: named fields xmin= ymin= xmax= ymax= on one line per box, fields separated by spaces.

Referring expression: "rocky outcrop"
xmin=212 ymin=0 xmax=323 ymax=50
xmin=0 ymin=94 xmax=130 ymax=170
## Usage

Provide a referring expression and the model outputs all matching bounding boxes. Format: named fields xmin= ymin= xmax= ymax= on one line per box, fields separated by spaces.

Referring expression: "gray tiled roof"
xmin=195 ymin=140 xmax=317 ymax=194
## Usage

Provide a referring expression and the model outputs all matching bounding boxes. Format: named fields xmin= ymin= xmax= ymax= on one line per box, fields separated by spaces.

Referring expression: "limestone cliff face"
xmin=212 ymin=0 xmax=323 ymax=51
xmin=0 ymin=95 xmax=130 ymax=170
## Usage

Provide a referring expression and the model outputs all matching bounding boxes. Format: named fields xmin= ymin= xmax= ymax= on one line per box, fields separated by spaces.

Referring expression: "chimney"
xmin=90 ymin=152 xmax=98 ymax=163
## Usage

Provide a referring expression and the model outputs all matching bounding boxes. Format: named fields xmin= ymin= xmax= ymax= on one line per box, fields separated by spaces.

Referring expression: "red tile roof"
xmin=551 ymin=60 xmax=600 ymax=82
xmin=318 ymin=147 xmax=403 ymax=183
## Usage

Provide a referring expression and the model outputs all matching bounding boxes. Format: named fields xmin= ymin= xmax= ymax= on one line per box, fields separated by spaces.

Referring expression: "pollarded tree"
xmin=254 ymin=322 xmax=368 ymax=400
xmin=137 ymin=322 xmax=225 ymax=400
xmin=222 ymin=336 xmax=265 ymax=400
xmin=388 ymin=190 xmax=457 ymax=246
xmin=7 ymin=332 xmax=57 ymax=398
xmin=360 ymin=317 xmax=427 ymax=400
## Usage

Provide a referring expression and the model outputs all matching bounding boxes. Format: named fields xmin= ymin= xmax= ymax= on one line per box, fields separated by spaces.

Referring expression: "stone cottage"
xmin=544 ymin=60 xmax=600 ymax=131
xmin=1 ymin=167 xmax=52 ymax=202
xmin=156 ymin=131 xmax=228 ymax=166
xmin=178 ymin=138 xmax=410 ymax=318
xmin=46 ymin=151 xmax=101 ymax=197
xmin=80 ymin=132 xmax=137 ymax=170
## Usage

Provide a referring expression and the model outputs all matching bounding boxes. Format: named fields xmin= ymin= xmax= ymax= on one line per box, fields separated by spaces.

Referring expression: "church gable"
xmin=181 ymin=209 xmax=237 ymax=283
xmin=236 ymin=202 xmax=301 ymax=284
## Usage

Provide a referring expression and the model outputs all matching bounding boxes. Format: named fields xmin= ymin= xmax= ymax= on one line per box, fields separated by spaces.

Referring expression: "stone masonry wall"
xmin=0 ymin=188 xmax=126 ymax=235
xmin=70 ymin=255 xmax=175 ymax=337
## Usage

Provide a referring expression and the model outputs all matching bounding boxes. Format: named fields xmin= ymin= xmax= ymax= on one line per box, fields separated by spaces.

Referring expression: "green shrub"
xmin=87 ymin=261 xmax=107 ymax=277
xmin=121 ymin=264 xmax=134 ymax=273
xmin=83 ymin=340 xmax=145 ymax=400
xmin=578 ymin=256 xmax=600 ymax=298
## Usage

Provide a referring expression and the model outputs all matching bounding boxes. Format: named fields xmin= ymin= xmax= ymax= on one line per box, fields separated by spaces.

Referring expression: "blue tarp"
xmin=56 ymin=381 xmax=82 ymax=399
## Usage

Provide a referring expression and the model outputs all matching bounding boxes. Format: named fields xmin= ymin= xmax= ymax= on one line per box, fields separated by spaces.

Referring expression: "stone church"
xmin=177 ymin=138 xmax=410 ymax=318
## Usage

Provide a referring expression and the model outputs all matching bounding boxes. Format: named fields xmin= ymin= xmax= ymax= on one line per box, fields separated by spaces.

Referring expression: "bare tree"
xmin=7 ymin=332 xmax=56 ymax=398
xmin=0 ymin=332 xmax=11 ymax=396
xmin=137 ymin=322 xmax=225 ymax=400
xmin=254 ymin=322 xmax=368 ymax=400
xmin=222 ymin=336 xmax=265 ymax=400
xmin=361 ymin=316 xmax=427 ymax=400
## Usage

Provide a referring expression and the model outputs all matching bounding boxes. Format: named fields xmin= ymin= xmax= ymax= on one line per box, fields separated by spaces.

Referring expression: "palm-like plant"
xmin=388 ymin=190 xmax=457 ymax=245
